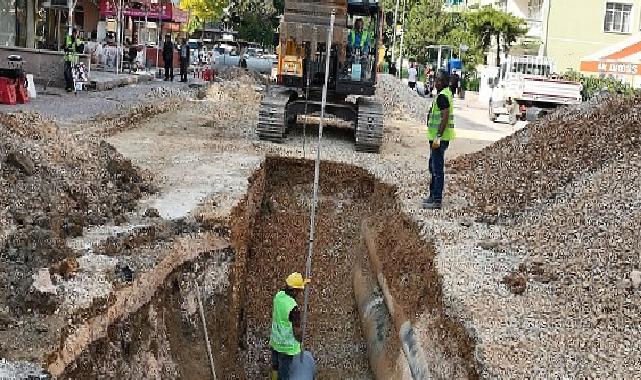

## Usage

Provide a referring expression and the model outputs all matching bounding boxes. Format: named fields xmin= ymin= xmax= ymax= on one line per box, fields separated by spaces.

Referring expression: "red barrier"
xmin=0 ymin=78 xmax=17 ymax=105
xmin=15 ymin=80 xmax=29 ymax=104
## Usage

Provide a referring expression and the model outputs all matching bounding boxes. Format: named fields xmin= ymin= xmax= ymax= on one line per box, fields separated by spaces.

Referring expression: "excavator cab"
xmin=338 ymin=1 xmax=382 ymax=95
xmin=257 ymin=0 xmax=385 ymax=153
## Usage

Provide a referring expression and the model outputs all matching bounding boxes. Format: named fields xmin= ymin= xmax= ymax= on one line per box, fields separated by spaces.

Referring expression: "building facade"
xmin=543 ymin=0 xmax=641 ymax=74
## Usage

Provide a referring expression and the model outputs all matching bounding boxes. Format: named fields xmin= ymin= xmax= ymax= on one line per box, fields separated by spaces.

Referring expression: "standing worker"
xmin=162 ymin=34 xmax=174 ymax=81
xmin=423 ymin=69 xmax=455 ymax=210
xmin=271 ymin=272 xmax=309 ymax=380
xmin=63 ymin=29 xmax=83 ymax=92
xmin=179 ymin=38 xmax=190 ymax=82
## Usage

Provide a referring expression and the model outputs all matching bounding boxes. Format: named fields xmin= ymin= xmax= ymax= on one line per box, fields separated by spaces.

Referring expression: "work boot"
xmin=421 ymin=196 xmax=433 ymax=207
xmin=422 ymin=200 xmax=442 ymax=210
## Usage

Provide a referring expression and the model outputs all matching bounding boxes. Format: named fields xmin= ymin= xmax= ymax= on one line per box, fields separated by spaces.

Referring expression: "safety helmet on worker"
xmin=286 ymin=272 xmax=309 ymax=289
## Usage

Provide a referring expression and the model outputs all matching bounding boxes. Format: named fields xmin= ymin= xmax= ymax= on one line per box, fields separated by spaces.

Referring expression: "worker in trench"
xmin=270 ymin=272 xmax=316 ymax=379
xmin=423 ymin=69 xmax=456 ymax=210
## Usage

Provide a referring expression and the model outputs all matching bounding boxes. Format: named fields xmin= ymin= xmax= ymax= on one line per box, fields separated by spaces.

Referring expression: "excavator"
xmin=256 ymin=0 xmax=385 ymax=153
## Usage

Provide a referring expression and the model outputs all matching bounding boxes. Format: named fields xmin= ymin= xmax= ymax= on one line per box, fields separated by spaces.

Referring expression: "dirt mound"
xmin=0 ymin=111 xmax=154 ymax=315
xmin=217 ymin=67 xmax=267 ymax=85
xmin=449 ymin=95 xmax=641 ymax=220
xmin=440 ymin=95 xmax=641 ymax=377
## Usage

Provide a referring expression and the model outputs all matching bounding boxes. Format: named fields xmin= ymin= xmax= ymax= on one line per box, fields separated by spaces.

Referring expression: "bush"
xmin=562 ymin=70 xmax=638 ymax=101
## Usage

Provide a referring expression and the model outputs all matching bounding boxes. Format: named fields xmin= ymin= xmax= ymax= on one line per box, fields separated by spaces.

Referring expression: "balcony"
xmin=526 ymin=19 xmax=543 ymax=38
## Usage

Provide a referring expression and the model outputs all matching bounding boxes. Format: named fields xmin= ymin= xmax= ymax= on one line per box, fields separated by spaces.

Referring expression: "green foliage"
xmin=227 ymin=0 xmax=280 ymax=47
xmin=179 ymin=0 xmax=226 ymax=32
xmin=387 ymin=2 xmax=527 ymax=69
xmin=562 ymin=70 xmax=638 ymax=100
xmin=465 ymin=5 xmax=527 ymax=65
xmin=237 ymin=11 xmax=276 ymax=47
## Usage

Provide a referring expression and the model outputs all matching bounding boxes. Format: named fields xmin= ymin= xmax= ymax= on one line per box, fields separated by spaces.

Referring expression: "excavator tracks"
xmin=256 ymin=90 xmax=291 ymax=143
xmin=356 ymin=98 xmax=384 ymax=153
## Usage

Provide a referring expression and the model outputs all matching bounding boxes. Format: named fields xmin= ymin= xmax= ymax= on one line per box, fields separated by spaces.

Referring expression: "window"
xmin=528 ymin=0 xmax=543 ymax=20
xmin=604 ymin=2 xmax=633 ymax=33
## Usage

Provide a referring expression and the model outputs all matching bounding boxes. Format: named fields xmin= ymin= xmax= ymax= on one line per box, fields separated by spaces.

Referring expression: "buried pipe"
xmin=361 ymin=220 xmax=431 ymax=380
xmin=353 ymin=260 xmax=407 ymax=379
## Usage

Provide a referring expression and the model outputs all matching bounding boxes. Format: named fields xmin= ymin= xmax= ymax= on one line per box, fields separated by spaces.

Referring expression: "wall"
xmin=544 ymin=0 xmax=641 ymax=72
xmin=0 ymin=46 xmax=90 ymax=87
xmin=81 ymin=0 xmax=100 ymax=37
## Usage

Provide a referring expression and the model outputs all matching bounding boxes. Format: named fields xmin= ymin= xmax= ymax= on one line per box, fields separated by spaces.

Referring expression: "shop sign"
xmin=597 ymin=62 xmax=638 ymax=74
xmin=580 ymin=60 xmax=641 ymax=75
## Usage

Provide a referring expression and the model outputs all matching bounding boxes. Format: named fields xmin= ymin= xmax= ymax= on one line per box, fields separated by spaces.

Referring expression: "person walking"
xmin=270 ymin=272 xmax=309 ymax=380
xmin=179 ymin=38 xmax=190 ymax=82
xmin=423 ymin=69 xmax=455 ymax=210
xmin=407 ymin=62 xmax=418 ymax=91
xmin=162 ymin=34 xmax=174 ymax=81
xmin=63 ymin=29 xmax=83 ymax=92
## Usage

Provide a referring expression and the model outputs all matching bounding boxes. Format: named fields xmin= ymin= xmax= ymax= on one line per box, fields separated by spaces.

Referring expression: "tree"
xmin=231 ymin=0 xmax=280 ymax=47
xmin=404 ymin=0 xmax=449 ymax=62
xmin=466 ymin=5 xmax=527 ymax=67
xmin=179 ymin=0 xmax=227 ymax=32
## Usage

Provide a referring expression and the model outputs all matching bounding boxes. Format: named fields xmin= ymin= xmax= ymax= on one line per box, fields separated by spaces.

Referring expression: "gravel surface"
xmin=0 ymin=80 xmax=190 ymax=123
xmin=2 ymin=70 xmax=637 ymax=378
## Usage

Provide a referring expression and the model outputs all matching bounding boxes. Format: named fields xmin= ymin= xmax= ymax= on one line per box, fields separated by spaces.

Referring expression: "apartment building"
xmin=544 ymin=1 xmax=641 ymax=70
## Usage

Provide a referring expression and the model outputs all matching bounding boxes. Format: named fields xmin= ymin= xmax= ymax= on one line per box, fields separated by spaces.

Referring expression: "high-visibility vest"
xmin=64 ymin=35 xmax=80 ymax=63
xmin=349 ymin=30 xmax=369 ymax=48
xmin=269 ymin=290 xmax=301 ymax=355
xmin=428 ymin=87 xmax=455 ymax=141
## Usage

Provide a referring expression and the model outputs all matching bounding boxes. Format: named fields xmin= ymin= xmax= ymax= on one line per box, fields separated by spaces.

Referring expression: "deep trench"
xmin=60 ymin=157 xmax=478 ymax=379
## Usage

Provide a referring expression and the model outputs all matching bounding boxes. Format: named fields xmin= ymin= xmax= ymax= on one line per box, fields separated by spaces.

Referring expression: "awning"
xmin=580 ymin=33 xmax=641 ymax=75
xmin=99 ymin=0 xmax=188 ymax=23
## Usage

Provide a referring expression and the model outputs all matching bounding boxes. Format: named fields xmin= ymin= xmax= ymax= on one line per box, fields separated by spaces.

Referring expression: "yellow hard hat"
xmin=286 ymin=272 xmax=310 ymax=289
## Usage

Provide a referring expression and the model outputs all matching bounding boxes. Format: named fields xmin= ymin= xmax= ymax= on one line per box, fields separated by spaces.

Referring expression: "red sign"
xmin=99 ymin=0 xmax=188 ymax=23
xmin=580 ymin=60 xmax=641 ymax=75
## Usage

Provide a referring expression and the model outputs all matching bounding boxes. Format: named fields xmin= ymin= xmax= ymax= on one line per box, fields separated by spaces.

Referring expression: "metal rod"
xmin=398 ymin=0 xmax=406 ymax=78
xmin=391 ymin=0 xmax=400 ymax=63
xmin=195 ymin=280 xmax=217 ymax=380
xmin=301 ymin=10 xmax=335 ymax=353
xmin=302 ymin=58 xmax=311 ymax=159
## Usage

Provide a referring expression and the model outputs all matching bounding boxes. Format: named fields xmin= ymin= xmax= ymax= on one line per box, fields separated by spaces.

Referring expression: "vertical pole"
xmin=397 ymin=0 xmax=405 ymax=78
xmin=195 ymin=281 xmax=217 ymax=380
xmin=300 ymin=10 xmax=335 ymax=353
xmin=391 ymin=0 xmax=400 ymax=63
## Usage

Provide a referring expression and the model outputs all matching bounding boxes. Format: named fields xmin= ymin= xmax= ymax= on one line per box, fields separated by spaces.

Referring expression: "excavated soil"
xmin=51 ymin=156 xmax=478 ymax=379
xmin=233 ymin=157 xmax=478 ymax=379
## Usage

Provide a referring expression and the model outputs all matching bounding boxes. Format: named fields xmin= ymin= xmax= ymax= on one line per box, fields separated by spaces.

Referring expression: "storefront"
xmin=580 ymin=33 xmax=641 ymax=88
xmin=99 ymin=0 xmax=188 ymax=45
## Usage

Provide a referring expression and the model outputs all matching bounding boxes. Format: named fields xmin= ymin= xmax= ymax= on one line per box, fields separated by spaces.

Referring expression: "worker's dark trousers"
xmin=164 ymin=60 xmax=173 ymax=81
xmin=63 ymin=61 xmax=73 ymax=91
xmin=428 ymin=141 xmax=449 ymax=202
xmin=271 ymin=349 xmax=293 ymax=380
xmin=180 ymin=58 xmax=188 ymax=82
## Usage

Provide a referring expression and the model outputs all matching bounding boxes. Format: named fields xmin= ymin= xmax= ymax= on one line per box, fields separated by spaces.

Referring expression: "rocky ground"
xmin=0 ymin=70 xmax=638 ymax=378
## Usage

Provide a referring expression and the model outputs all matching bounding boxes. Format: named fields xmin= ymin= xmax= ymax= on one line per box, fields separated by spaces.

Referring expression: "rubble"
xmin=0 ymin=111 xmax=153 ymax=317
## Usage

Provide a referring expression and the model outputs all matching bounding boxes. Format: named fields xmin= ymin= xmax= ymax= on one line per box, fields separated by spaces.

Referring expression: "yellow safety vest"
xmin=269 ymin=291 xmax=301 ymax=355
xmin=428 ymin=87 xmax=455 ymax=141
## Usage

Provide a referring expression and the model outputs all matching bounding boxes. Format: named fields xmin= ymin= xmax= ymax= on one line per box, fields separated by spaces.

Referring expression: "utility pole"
xmin=397 ymin=0 xmax=406 ymax=78
xmin=390 ymin=0 xmax=400 ymax=63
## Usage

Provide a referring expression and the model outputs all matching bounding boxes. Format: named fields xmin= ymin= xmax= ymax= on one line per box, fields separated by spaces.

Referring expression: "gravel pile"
xmin=145 ymin=86 xmax=193 ymax=99
xmin=376 ymin=74 xmax=431 ymax=123
xmin=217 ymin=67 xmax=267 ymax=85
xmin=449 ymin=95 xmax=641 ymax=221
xmin=0 ymin=111 xmax=154 ymax=316
xmin=421 ymin=95 xmax=641 ymax=377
